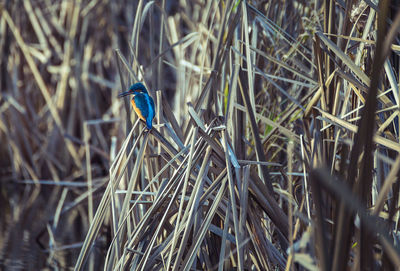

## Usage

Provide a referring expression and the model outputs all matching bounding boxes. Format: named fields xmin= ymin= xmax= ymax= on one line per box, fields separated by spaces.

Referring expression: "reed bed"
xmin=1 ymin=0 xmax=400 ymax=270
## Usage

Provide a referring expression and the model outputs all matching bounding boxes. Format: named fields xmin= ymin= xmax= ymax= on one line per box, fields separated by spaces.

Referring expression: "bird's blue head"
xmin=118 ymin=82 xmax=148 ymax=98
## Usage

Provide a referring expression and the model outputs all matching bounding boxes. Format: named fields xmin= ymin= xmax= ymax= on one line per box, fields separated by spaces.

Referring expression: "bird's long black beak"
xmin=118 ymin=91 xmax=131 ymax=98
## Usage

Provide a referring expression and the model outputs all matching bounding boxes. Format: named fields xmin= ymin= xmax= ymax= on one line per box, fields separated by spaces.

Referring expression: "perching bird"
xmin=118 ymin=82 xmax=155 ymax=129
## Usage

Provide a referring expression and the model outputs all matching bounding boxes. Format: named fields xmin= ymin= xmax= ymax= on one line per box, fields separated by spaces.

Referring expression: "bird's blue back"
xmin=133 ymin=93 xmax=155 ymax=129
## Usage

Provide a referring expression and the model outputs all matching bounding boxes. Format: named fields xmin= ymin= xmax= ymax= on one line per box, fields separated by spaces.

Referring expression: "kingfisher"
xmin=118 ymin=82 xmax=155 ymax=129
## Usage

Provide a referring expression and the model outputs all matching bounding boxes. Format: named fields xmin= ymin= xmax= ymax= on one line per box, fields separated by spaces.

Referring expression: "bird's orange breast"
xmin=131 ymin=99 xmax=146 ymax=121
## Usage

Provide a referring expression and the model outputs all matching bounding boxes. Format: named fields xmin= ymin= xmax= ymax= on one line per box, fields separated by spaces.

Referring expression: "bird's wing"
xmin=133 ymin=94 xmax=149 ymax=119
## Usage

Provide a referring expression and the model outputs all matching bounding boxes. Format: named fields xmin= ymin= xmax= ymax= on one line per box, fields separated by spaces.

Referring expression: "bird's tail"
xmin=146 ymin=118 xmax=152 ymax=129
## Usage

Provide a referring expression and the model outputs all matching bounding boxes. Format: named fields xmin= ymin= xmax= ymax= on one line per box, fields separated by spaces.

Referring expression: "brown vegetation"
xmin=1 ymin=0 xmax=400 ymax=270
